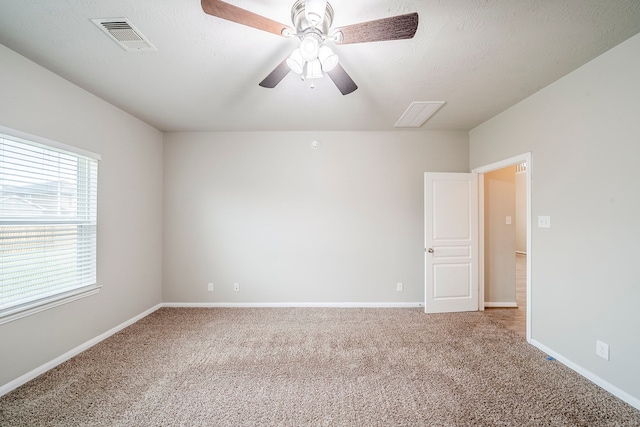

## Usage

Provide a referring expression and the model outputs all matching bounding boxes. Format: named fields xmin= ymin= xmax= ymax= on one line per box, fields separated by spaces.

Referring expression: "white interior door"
xmin=424 ymin=173 xmax=478 ymax=313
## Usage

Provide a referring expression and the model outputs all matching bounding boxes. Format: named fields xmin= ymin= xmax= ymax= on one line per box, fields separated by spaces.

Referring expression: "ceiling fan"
xmin=201 ymin=0 xmax=419 ymax=95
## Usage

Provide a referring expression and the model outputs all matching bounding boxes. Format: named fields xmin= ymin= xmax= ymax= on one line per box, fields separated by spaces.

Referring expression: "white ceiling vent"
xmin=92 ymin=18 xmax=156 ymax=52
xmin=395 ymin=101 xmax=446 ymax=128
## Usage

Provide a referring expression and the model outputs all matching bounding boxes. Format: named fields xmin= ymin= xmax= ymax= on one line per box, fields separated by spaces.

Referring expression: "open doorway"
xmin=473 ymin=153 xmax=531 ymax=343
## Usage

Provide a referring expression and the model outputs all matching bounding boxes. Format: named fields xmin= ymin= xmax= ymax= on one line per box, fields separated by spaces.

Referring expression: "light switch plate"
xmin=506 ymin=216 xmax=512 ymax=225
xmin=538 ymin=216 xmax=551 ymax=228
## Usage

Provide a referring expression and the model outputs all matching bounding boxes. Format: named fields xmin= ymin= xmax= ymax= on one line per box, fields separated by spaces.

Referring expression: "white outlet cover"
xmin=596 ymin=340 xmax=610 ymax=360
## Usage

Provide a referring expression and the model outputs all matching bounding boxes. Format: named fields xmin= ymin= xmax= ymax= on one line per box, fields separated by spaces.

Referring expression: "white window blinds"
xmin=0 ymin=132 xmax=99 ymax=318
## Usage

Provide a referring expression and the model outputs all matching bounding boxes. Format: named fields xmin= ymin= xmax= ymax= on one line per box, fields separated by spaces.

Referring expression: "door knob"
xmin=428 ymin=248 xmax=434 ymax=253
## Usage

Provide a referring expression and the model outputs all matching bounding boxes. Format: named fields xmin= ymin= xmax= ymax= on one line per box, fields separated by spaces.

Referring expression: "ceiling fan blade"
xmin=259 ymin=58 xmax=291 ymax=88
xmin=201 ymin=0 xmax=293 ymax=37
xmin=327 ymin=64 xmax=358 ymax=95
xmin=332 ymin=12 xmax=419 ymax=45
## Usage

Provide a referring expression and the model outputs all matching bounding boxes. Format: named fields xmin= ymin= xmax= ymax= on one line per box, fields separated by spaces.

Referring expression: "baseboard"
xmin=163 ymin=302 xmax=424 ymax=308
xmin=0 ymin=303 xmax=163 ymax=397
xmin=484 ymin=302 xmax=518 ymax=308
xmin=530 ymin=339 xmax=640 ymax=411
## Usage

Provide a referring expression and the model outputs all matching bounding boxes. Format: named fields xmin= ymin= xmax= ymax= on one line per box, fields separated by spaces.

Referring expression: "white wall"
xmin=163 ymin=131 xmax=468 ymax=304
xmin=0 ymin=44 xmax=163 ymax=388
xmin=470 ymin=33 xmax=640 ymax=402
xmin=483 ymin=166 xmax=516 ymax=305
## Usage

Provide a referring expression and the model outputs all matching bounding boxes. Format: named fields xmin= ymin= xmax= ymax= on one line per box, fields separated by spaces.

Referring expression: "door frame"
xmin=472 ymin=153 xmax=532 ymax=343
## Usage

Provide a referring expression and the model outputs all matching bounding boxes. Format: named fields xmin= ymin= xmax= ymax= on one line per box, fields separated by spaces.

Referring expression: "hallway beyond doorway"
xmin=483 ymin=253 xmax=526 ymax=338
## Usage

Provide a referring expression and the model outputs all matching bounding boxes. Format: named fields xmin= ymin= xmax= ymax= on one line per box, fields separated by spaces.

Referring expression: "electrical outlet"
xmin=396 ymin=282 xmax=403 ymax=292
xmin=595 ymin=340 xmax=610 ymax=360
xmin=234 ymin=283 xmax=240 ymax=292
xmin=207 ymin=283 xmax=214 ymax=292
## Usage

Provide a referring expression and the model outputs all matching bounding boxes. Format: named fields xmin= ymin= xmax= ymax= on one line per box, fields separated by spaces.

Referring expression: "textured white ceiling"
xmin=0 ymin=0 xmax=639 ymax=132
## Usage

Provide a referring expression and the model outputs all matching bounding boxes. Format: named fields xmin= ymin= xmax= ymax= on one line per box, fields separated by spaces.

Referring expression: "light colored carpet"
xmin=1 ymin=308 xmax=639 ymax=426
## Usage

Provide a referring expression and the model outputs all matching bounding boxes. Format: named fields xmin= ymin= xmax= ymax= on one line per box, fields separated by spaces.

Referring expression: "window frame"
xmin=0 ymin=125 xmax=101 ymax=325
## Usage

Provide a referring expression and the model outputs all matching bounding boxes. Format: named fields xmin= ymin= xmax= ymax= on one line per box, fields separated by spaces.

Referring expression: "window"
xmin=0 ymin=128 xmax=100 ymax=324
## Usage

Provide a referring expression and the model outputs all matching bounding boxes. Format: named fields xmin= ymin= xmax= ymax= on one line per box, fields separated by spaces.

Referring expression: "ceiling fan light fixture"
xmin=318 ymin=45 xmax=338 ymax=71
xmin=299 ymin=35 xmax=320 ymax=61
xmin=286 ymin=48 xmax=305 ymax=74
xmin=305 ymin=59 xmax=323 ymax=79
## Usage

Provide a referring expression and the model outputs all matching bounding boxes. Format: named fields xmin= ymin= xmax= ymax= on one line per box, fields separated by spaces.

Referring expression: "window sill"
xmin=0 ymin=284 xmax=101 ymax=326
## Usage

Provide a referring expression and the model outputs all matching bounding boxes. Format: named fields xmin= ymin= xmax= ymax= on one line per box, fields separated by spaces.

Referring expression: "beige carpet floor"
xmin=1 ymin=307 xmax=639 ymax=426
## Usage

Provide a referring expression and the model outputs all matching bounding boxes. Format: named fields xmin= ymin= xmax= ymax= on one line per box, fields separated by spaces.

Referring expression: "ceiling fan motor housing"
xmin=291 ymin=0 xmax=334 ymax=35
